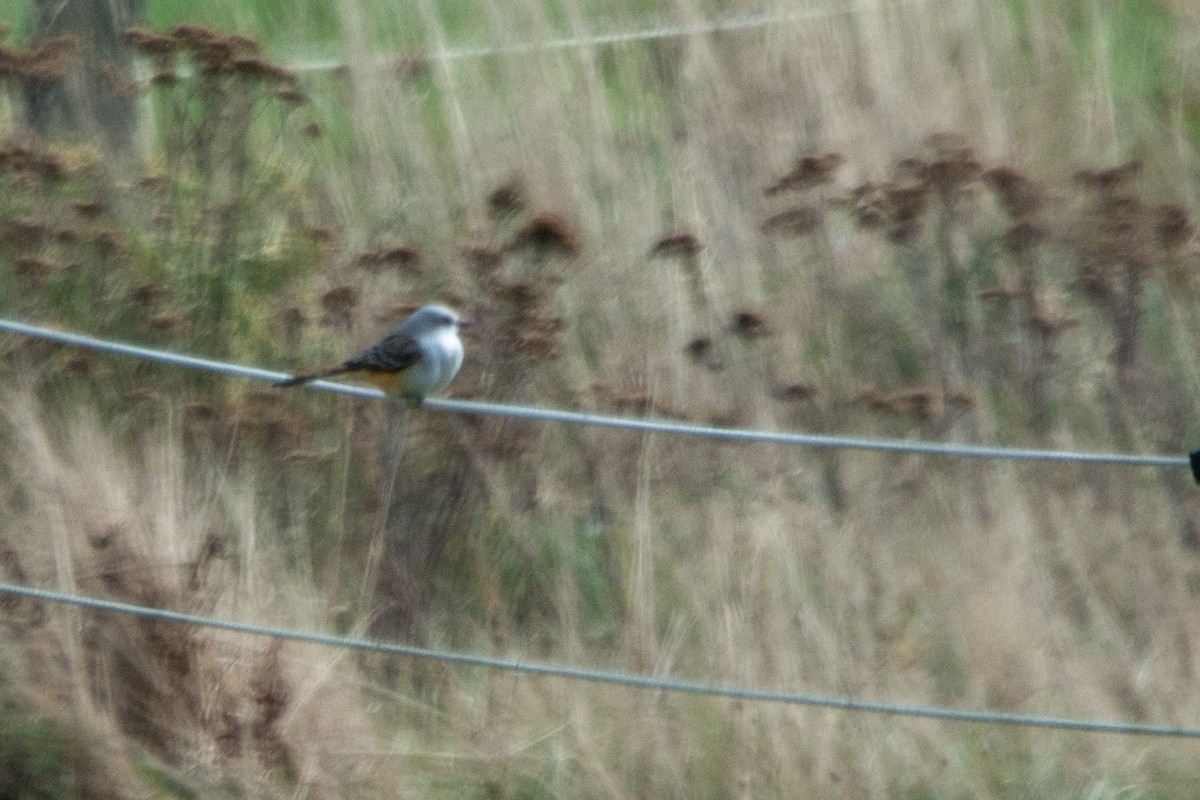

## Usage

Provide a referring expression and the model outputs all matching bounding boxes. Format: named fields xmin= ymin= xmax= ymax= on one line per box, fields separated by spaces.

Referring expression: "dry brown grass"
xmin=0 ymin=391 xmax=401 ymax=797
xmin=4 ymin=0 xmax=1200 ymax=797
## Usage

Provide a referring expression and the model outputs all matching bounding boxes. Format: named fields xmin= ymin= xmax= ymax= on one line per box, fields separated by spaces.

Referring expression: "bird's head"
xmin=413 ymin=304 xmax=471 ymax=330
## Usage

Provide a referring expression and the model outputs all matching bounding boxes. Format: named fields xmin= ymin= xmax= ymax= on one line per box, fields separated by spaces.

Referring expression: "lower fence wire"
xmin=1 ymin=582 xmax=1197 ymax=738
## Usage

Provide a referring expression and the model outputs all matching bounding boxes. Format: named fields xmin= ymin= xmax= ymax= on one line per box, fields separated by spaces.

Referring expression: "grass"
xmin=2 ymin=0 xmax=1200 ymax=797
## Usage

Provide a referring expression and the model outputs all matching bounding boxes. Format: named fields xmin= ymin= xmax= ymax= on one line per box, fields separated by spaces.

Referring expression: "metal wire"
xmin=280 ymin=0 xmax=940 ymax=73
xmin=2 ymin=581 xmax=1196 ymax=738
xmin=0 ymin=317 xmax=1188 ymax=470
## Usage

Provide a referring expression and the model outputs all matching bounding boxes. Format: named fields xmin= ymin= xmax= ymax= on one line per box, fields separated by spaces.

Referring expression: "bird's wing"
xmin=342 ymin=330 xmax=424 ymax=373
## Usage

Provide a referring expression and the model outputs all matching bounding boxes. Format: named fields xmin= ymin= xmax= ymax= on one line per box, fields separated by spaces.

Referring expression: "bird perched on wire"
xmin=277 ymin=304 xmax=470 ymax=405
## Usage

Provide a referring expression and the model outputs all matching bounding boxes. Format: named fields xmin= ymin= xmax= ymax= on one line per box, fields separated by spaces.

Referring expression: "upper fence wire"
xmin=0 ymin=317 xmax=1189 ymax=470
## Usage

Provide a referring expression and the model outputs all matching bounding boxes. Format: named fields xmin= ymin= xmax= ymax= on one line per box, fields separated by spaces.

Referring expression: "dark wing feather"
xmin=341 ymin=330 xmax=423 ymax=373
xmin=277 ymin=331 xmax=424 ymax=387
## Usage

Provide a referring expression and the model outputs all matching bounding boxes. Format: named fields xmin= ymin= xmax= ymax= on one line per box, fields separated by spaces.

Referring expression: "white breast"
xmin=409 ymin=327 xmax=464 ymax=396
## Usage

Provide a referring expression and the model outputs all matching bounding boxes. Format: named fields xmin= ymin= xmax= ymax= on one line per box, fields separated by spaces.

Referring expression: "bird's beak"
xmin=457 ymin=318 xmax=473 ymax=327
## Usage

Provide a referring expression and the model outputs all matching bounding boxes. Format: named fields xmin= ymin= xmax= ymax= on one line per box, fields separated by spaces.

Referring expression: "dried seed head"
xmin=394 ymin=54 xmax=427 ymax=79
xmin=462 ymin=244 xmax=504 ymax=276
xmin=5 ymin=217 xmax=52 ymax=246
xmin=275 ymin=86 xmax=306 ymax=104
xmin=231 ymin=56 xmax=295 ymax=83
xmin=72 ymin=199 xmax=106 ymax=219
xmin=53 ymin=227 xmax=78 ymax=245
xmin=774 ymin=382 xmax=817 ymax=402
xmin=381 ymin=245 xmax=421 ymax=271
xmin=320 ymin=285 xmax=358 ymax=313
xmin=191 ymin=38 xmax=236 ymax=73
xmin=281 ymin=306 xmax=306 ymax=331
xmin=1090 ymin=194 xmax=1153 ymax=266
xmin=355 ymin=245 xmax=421 ymax=273
xmin=148 ymin=64 xmax=177 ymax=85
xmin=169 ymin=24 xmax=219 ymax=46
xmin=1002 ymin=218 xmax=1048 ymax=255
xmin=488 ymin=177 xmax=526 ymax=217
xmin=984 ymin=166 xmax=1043 ymax=218
xmin=14 ymin=255 xmax=61 ymax=283
xmin=0 ymin=46 xmax=23 ymax=78
xmin=845 ymin=182 xmax=890 ymax=229
xmin=762 ymin=205 xmax=822 ymax=236
xmin=650 ymin=231 xmax=703 ymax=257
xmin=300 ymin=227 xmax=334 ymax=245
xmin=894 ymin=157 xmax=930 ymax=184
xmin=1075 ymin=259 xmax=1115 ymax=301
xmin=843 ymin=180 xmax=930 ymax=237
xmin=146 ymin=312 xmax=189 ymax=334
xmin=888 ymin=184 xmax=929 ymax=220
xmin=62 ymin=354 xmax=93 ymax=375
xmin=684 ymin=336 xmax=714 ymax=363
xmin=927 ymin=148 xmax=983 ymax=192
xmin=102 ymin=61 xmax=140 ymax=98
xmin=884 ymin=184 xmax=930 ymax=242
xmin=90 ymin=229 xmax=126 ymax=257
xmin=0 ymin=144 xmax=67 ymax=181
xmin=946 ymin=387 xmax=977 ymax=409
xmin=137 ymin=173 xmax=168 ymax=193
xmin=1075 ymin=160 xmax=1142 ymax=194
xmin=870 ymin=386 xmax=941 ymax=421
xmin=129 ymin=283 xmax=168 ymax=307
xmin=226 ymin=33 xmax=261 ymax=55
xmin=506 ymin=211 xmax=581 ymax=256
xmin=122 ymin=27 xmax=180 ymax=57
xmin=19 ymin=35 xmax=81 ymax=80
xmin=923 ymin=131 xmax=970 ymax=154
xmin=1154 ymin=203 xmax=1193 ymax=251
xmin=765 ymin=152 xmax=845 ymax=194
xmin=230 ymin=56 xmax=272 ymax=80
xmin=495 ymin=280 xmax=543 ymax=310
xmin=732 ymin=309 xmax=771 ymax=339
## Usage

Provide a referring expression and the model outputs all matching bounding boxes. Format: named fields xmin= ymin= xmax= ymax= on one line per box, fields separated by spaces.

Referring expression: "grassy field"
xmin=3 ymin=0 xmax=1200 ymax=797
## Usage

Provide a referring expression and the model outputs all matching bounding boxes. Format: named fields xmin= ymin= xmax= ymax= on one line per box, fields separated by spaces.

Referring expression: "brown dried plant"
xmin=353 ymin=244 xmax=423 ymax=274
xmin=982 ymin=165 xmax=1063 ymax=437
xmin=984 ymin=166 xmax=1044 ymax=219
xmin=488 ymin=176 xmax=527 ymax=218
xmin=649 ymin=230 xmax=703 ymax=257
xmin=761 ymin=204 xmax=823 ymax=236
xmin=505 ymin=210 xmax=582 ymax=257
xmin=1072 ymin=160 xmax=1155 ymax=395
xmin=765 ymin=151 xmax=845 ymax=195
xmin=844 ymin=180 xmax=930 ymax=243
xmin=0 ymin=34 xmax=80 ymax=81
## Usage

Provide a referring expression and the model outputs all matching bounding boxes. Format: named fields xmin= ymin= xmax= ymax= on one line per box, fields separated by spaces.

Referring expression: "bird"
xmin=277 ymin=304 xmax=469 ymax=404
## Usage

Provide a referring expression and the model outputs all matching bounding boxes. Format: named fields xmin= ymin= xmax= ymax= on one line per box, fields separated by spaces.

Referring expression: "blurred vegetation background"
xmin=2 ymin=0 xmax=1200 ymax=797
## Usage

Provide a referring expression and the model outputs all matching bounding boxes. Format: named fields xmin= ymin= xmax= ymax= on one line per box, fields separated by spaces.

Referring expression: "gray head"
xmin=404 ymin=304 xmax=470 ymax=333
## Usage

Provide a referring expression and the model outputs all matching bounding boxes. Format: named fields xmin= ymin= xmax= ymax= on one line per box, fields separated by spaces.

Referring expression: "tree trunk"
xmin=25 ymin=0 xmax=143 ymax=166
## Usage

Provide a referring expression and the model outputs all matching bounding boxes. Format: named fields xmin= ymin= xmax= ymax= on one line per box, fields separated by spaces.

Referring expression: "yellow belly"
xmin=342 ymin=368 xmax=410 ymax=395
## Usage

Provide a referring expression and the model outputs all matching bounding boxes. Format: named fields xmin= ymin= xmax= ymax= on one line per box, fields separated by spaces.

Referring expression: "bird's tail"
xmin=276 ymin=367 xmax=346 ymax=387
